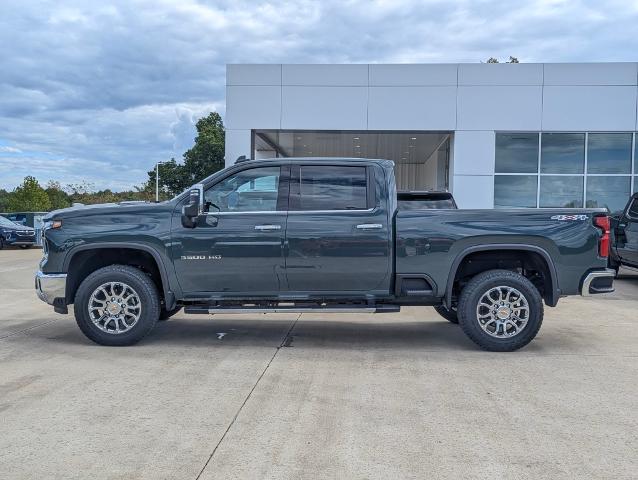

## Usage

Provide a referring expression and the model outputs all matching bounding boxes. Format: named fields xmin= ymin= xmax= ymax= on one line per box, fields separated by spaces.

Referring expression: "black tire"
xmin=457 ymin=269 xmax=543 ymax=352
xmin=19 ymin=244 xmax=31 ymax=249
xmin=159 ymin=307 xmax=182 ymax=321
xmin=433 ymin=305 xmax=459 ymax=324
xmin=0 ymin=237 xmax=4 ymax=250
xmin=74 ymin=265 xmax=160 ymax=346
xmin=608 ymin=258 xmax=621 ymax=278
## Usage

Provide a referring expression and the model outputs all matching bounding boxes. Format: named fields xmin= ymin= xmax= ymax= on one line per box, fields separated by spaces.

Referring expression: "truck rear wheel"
xmin=74 ymin=265 xmax=160 ymax=346
xmin=433 ymin=305 xmax=458 ymax=324
xmin=457 ymin=269 xmax=543 ymax=352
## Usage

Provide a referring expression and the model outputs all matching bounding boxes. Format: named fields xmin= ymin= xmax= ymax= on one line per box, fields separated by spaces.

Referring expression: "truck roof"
xmin=234 ymin=156 xmax=395 ymax=168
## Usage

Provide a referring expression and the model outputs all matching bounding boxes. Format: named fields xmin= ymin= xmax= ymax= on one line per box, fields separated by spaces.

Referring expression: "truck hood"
xmin=44 ymin=200 xmax=173 ymax=221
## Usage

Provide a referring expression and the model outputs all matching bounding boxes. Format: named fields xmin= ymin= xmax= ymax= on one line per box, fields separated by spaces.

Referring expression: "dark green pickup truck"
xmin=36 ymin=158 xmax=615 ymax=351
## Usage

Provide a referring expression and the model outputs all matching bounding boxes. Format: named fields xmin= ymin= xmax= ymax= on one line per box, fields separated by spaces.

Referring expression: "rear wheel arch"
xmin=445 ymin=244 xmax=559 ymax=308
xmin=64 ymin=244 xmax=174 ymax=309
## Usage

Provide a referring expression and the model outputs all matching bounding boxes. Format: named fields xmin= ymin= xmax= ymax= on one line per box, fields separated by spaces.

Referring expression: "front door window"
xmin=204 ymin=166 xmax=281 ymax=213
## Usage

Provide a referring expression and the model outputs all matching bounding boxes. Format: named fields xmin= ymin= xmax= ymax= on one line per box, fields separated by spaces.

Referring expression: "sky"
xmin=1 ymin=0 xmax=638 ymax=192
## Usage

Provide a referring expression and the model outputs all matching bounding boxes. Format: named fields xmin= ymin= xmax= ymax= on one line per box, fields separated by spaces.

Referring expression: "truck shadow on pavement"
xmin=42 ymin=317 xmax=490 ymax=351
xmin=149 ymin=318 xmax=479 ymax=351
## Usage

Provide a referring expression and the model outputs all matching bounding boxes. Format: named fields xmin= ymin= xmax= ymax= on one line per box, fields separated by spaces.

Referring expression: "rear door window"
xmin=627 ymin=198 xmax=638 ymax=219
xmin=296 ymin=166 xmax=367 ymax=211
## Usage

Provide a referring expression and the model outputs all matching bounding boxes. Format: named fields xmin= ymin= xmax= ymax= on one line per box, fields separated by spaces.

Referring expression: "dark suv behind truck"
xmin=610 ymin=192 xmax=638 ymax=272
xmin=36 ymin=158 xmax=615 ymax=351
xmin=0 ymin=216 xmax=36 ymax=249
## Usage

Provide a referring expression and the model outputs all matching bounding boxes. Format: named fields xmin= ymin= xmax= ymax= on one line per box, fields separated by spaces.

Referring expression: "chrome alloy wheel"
xmin=476 ymin=286 xmax=529 ymax=338
xmin=88 ymin=282 xmax=142 ymax=334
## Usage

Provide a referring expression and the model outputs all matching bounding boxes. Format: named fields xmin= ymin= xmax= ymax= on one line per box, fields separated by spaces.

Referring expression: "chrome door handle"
xmin=356 ymin=223 xmax=383 ymax=230
xmin=254 ymin=224 xmax=281 ymax=231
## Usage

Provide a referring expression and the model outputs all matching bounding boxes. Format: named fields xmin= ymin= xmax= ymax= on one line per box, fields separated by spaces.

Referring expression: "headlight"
xmin=43 ymin=220 xmax=62 ymax=230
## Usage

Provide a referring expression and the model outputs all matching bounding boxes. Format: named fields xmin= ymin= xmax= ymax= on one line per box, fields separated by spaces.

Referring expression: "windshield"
xmin=0 ymin=216 xmax=20 ymax=227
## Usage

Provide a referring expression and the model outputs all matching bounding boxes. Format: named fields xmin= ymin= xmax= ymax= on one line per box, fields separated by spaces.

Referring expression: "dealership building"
xmin=224 ymin=63 xmax=638 ymax=211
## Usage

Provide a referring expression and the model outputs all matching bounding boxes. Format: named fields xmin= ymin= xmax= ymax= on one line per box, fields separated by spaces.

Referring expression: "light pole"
xmin=155 ymin=161 xmax=167 ymax=202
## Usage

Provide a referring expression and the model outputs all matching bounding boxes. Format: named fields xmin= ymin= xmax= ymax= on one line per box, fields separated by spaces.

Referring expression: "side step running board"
xmin=184 ymin=305 xmax=400 ymax=315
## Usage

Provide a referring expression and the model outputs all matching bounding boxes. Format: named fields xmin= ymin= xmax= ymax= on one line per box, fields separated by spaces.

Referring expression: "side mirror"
xmin=181 ymin=184 xmax=203 ymax=228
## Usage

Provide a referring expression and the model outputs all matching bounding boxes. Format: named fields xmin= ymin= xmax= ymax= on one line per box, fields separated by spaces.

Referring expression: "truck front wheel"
xmin=74 ymin=265 xmax=160 ymax=346
xmin=457 ymin=269 xmax=543 ymax=352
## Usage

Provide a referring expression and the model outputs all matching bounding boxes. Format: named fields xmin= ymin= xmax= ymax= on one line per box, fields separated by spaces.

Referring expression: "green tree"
xmin=63 ymin=181 xmax=155 ymax=206
xmin=7 ymin=176 xmax=51 ymax=212
xmin=0 ymin=189 xmax=11 ymax=212
xmin=182 ymin=112 xmax=225 ymax=183
xmin=45 ymin=180 xmax=71 ymax=210
xmin=486 ymin=56 xmax=520 ymax=63
xmin=146 ymin=112 xmax=226 ymax=198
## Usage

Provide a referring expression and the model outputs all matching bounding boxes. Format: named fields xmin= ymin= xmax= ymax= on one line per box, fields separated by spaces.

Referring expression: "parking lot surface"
xmin=1 ymin=248 xmax=637 ymax=479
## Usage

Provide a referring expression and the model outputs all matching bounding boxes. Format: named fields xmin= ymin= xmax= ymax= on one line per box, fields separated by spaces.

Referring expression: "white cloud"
xmin=0 ymin=146 xmax=22 ymax=153
xmin=0 ymin=0 xmax=637 ymax=190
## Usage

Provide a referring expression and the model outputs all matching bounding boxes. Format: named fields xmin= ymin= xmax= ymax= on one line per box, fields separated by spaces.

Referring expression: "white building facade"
xmin=225 ymin=63 xmax=638 ymax=211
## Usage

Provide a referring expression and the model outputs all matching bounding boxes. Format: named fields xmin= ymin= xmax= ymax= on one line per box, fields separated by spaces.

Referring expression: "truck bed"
xmin=395 ymin=208 xmax=609 ymax=300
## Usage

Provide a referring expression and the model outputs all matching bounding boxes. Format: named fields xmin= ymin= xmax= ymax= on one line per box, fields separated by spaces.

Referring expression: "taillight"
xmin=593 ymin=215 xmax=610 ymax=258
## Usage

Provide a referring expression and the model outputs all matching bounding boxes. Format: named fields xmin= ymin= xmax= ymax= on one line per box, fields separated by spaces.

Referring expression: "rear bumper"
xmin=581 ymin=269 xmax=615 ymax=296
xmin=35 ymin=271 xmax=67 ymax=306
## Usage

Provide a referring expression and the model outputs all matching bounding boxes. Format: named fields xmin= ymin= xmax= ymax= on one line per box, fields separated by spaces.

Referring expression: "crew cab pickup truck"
xmin=610 ymin=193 xmax=638 ymax=273
xmin=36 ymin=158 xmax=615 ymax=351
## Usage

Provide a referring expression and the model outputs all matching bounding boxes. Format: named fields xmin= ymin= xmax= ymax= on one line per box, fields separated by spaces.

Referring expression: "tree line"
xmin=0 ymin=112 xmax=225 ymax=213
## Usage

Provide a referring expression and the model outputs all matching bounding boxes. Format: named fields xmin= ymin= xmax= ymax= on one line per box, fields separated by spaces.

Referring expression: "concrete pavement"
xmin=1 ymin=248 xmax=637 ymax=479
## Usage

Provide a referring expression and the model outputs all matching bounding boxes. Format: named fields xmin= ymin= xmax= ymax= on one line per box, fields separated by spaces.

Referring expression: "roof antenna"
xmin=235 ymin=155 xmax=250 ymax=163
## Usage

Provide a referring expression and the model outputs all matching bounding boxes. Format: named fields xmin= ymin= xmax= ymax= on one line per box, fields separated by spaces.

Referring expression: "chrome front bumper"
xmin=581 ymin=269 xmax=615 ymax=296
xmin=35 ymin=271 xmax=67 ymax=305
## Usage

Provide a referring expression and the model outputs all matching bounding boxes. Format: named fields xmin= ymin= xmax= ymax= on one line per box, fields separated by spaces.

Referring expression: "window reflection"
xmin=495 ymin=133 xmax=538 ymax=173
xmin=541 ymin=133 xmax=585 ymax=174
xmin=494 ymin=175 xmax=537 ymax=208
xmin=539 ymin=176 xmax=583 ymax=208
xmin=587 ymin=133 xmax=632 ymax=174
xmin=586 ymin=176 xmax=631 ymax=213
xmin=495 ymin=132 xmax=636 ymax=209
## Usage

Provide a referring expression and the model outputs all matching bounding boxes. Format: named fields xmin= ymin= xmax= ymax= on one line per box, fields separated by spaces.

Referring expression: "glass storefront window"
xmin=252 ymin=130 xmax=451 ymax=191
xmin=541 ymin=133 xmax=585 ymax=174
xmin=495 ymin=132 xmax=636 ymax=210
xmin=539 ymin=176 xmax=583 ymax=208
xmin=587 ymin=133 xmax=632 ymax=174
xmin=495 ymin=133 xmax=539 ymax=173
xmin=586 ymin=176 xmax=631 ymax=213
xmin=494 ymin=175 xmax=537 ymax=208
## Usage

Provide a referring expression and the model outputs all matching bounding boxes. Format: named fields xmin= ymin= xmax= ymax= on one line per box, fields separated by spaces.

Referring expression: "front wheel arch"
xmin=64 ymin=244 xmax=175 ymax=310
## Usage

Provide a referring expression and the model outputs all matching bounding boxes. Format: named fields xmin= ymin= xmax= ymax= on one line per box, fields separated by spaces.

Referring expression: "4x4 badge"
xmin=550 ymin=214 xmax=588 ymax=221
